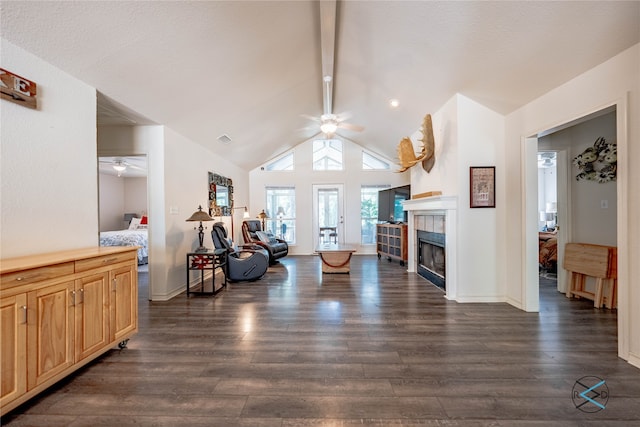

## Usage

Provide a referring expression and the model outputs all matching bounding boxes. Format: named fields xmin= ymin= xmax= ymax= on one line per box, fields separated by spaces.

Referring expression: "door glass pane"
xmin=318 ymin=188 xmax=338 ymax=244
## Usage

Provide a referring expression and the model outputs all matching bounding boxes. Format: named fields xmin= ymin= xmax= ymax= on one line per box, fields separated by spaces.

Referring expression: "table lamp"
xmin=186 ymin=205 xmax=214 ymax=252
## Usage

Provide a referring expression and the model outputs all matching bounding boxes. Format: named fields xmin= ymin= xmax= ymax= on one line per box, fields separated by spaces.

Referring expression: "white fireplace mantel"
xmin=403 ymin=196 xmax=458 ymax=300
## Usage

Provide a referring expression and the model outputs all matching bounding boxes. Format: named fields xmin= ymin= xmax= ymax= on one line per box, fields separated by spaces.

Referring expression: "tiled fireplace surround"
xmin=403 ymin=196 xmax=457 ymax=300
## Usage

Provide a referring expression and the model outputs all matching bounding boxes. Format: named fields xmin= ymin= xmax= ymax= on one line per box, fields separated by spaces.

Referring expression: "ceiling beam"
xmin=319 ymin=0 xmax=337 ymax=116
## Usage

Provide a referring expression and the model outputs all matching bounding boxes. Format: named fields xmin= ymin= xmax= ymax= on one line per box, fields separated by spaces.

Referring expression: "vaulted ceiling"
xmin=2 ymin=1 xmax=639 ymax=171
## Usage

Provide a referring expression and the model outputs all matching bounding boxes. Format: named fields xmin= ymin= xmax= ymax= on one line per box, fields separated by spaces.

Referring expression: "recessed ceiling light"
xmin=389 ymin=99 xmax=399 ymax=108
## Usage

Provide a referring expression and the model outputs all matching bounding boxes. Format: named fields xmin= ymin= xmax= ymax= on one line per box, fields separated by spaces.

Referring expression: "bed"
xmin=539 ymin=231 xmax=558 ymax=273
xmin=100 ymin=229 xmax=148 ymax=265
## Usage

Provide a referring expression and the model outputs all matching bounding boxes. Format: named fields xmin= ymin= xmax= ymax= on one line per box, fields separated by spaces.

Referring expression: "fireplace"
xmin=417 ymin=230 xmax=445 ymax=290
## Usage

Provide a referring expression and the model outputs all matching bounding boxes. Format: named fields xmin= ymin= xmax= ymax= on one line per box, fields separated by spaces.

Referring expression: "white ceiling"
xmin=2 ymin=1 xmax=638 ymax=171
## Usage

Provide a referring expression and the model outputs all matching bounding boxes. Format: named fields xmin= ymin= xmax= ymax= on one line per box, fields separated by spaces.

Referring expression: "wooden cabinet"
xmin=376 ymin=223 xmax=408 ymax=266
xmin=110 ymin=264 xmax=137 ymax=342
xmin=0 ymin=293 xmax=27 ymax=408
xmin=74 ymin=272 xmax=110 ymax=362
xmin=27 ymin=280 xmax=75 ymax=390
xmin=0 ymin=247 xmax=138 ymax=416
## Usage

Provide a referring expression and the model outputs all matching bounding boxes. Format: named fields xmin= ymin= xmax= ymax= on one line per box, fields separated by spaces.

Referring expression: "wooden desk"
xmin=315 ymin=244 xmax=356 ymax=273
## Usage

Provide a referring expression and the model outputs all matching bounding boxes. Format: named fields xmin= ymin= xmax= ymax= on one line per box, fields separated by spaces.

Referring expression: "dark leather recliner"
xmin=241 ymin=220 xmax=288 ymax=264
xmin=211 ymin=222 xmax=269 ymax=282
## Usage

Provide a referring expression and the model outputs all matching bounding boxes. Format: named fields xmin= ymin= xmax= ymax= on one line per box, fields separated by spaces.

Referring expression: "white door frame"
xmin=522 ymin=98 xmax=629 ymax=362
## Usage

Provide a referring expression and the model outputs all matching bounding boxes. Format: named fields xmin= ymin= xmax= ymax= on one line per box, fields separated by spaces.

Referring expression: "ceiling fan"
xmin=303 ymin=77 xmax=364 ymax=135
xmin=99 ymin=157 xmax=146 ymax=177
xmin=302 ymin=1 xmax=364 ymax=137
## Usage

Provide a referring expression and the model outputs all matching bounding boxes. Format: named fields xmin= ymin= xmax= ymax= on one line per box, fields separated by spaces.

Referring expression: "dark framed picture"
xmin=470 ymin=166 xmax=495 ymax=208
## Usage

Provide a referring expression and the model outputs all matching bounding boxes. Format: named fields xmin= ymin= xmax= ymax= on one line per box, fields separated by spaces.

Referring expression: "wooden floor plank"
xmin=2 ymin=255 xmax=639 ymax=425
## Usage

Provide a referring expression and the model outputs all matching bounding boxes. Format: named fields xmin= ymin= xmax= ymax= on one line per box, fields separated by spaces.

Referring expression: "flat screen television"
xmin=377 ymin=185 xmax=410 ymax=223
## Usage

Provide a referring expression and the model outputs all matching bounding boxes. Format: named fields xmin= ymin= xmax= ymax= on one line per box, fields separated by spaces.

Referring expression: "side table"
xmin=186 ymin=249 xmax=227 ymax=296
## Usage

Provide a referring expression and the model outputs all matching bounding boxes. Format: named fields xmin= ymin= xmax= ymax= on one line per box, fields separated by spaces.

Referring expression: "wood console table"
xmin=315 ymin=244 xmax=356 ymax=273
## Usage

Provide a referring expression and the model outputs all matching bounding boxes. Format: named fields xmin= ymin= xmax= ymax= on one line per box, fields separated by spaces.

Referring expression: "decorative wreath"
xmin=572 ymin=136 xmax=617 ymax=183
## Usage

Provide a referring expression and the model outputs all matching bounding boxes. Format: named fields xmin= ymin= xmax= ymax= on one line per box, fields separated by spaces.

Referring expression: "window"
xmin=265 ymin=152 xmax=294 ymax=171
xmin=361 ymin=185 xmax=388 ymax=244
xmin=265 ymin=186 xmax=296 ymax=244
xmin=362 ymin=151 xmax=390 ymax=170
xmin=313 ymin=139 xmax=343 ymax=170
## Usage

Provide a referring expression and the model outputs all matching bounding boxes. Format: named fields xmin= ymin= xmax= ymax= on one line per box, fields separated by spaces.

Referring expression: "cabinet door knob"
xmin=21 ymin=305 xmax=27 ymax=324
xmin=71 ymin=290 xmax=76 ymax=305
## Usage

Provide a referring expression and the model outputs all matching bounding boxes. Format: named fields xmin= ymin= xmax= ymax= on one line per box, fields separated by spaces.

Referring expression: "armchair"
xmin=241 ymin=219 xmax=288 ymax=264
xmin=211 ymin=222 xmax=269 ymax=282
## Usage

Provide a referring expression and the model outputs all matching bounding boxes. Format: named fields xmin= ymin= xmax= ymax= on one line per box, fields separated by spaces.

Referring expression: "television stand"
xmin=376 ymin=223 xmax=408 ymax=266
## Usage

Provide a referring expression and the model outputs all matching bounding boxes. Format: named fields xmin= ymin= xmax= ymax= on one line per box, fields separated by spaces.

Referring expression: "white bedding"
xmin=99 ymin=229 xmax=148 ymax=264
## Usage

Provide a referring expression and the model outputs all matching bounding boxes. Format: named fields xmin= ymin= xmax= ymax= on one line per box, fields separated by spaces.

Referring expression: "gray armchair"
xmin=211 ymin=222 xmax=269 ymax=282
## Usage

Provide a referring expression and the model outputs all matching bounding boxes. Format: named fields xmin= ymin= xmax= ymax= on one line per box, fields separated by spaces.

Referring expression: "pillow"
xmin=255 ymin=230 xmax=277 ymax=244
xmin=128 ymin=217 xmax=142 ymax=230
xmin=140 ymin=215 xmax=148 ymax=225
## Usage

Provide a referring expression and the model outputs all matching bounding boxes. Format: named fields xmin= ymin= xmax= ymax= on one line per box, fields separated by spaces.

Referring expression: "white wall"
xmin=249 ymin=139 xmax=409 ymax=255
xmin=98 ymin=125 xmax=248 ymax=300
xmin=410 ymin=94 xmax=502 ymax=302
xmin=538 ymin=111 xmax=617 ymax=244
xmin=1 ymin=39 xmax=98 ymax=258
xmin=410 ymin=97 xmax=459 ymax=196
xmin=98 ymin=174 xmax=147 ymax=231
xmin=505 ymin=43 xmax=639 ymax=367
xmin=124 ymin=177 xmax=148 ymax=218
xmin=98 ymin=173 xmax=125 ymax=231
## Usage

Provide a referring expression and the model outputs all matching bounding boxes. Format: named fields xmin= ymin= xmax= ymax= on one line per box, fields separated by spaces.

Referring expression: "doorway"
xmin=537 ymin=150 xmax=570 ymax=295
xmin=312 ymin=184 xmax=344 ymax=248
xmin=97 ymin=155 xmax=150 ymax=300
xmin=526 ymin=107 xmax=620 ymax=319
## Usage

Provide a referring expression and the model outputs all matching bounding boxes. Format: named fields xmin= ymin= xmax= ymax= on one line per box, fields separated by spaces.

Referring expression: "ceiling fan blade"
xmin=125 ymin=163 xmax=146 ymax=171
xmin=301 ymin=114 xmax=321 ymax=123
xmin=338 ymin=122 xmax=364 ymax=132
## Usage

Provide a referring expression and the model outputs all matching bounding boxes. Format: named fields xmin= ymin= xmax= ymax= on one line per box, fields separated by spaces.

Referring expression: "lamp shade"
xmin=257 ymin=209 xmax=269 ymax=220
xmin=186 ymin=205 xmax=214 ymax=222
xmin=546 ymin=202 xmax=557 ymax=213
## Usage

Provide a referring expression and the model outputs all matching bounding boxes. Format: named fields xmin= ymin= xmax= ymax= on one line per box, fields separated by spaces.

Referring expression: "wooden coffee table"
xmin=315 ymin=243 xmax=356 ymax=273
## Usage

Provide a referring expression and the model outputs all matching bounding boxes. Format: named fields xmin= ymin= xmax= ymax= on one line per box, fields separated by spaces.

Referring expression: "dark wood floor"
xmin=3 ymin=255 xmax=640 ymax=426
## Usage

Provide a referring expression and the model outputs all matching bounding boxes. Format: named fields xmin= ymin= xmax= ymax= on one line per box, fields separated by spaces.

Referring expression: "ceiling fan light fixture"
xmin=113 ymin=164 xmax=126 ymax=172
xmin=389 ymin=99 xmax=399 ymax=108
xmin=320 ymin=120 xmax=338 ymax=134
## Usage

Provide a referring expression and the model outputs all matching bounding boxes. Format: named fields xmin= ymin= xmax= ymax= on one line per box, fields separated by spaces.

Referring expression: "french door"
xmin=312 ymin=184 xmax=344 ymax=248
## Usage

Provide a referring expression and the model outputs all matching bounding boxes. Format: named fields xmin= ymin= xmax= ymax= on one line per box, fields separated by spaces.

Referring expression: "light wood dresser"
xmin=1 ymin=247 xmax=138 ymax=415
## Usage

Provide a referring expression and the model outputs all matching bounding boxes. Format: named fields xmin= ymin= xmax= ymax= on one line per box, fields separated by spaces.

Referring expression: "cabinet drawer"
xmin=1 ymin=262 xmax=74 ymax=288
xmin=75 ymin=252 xmax=134 ymax=272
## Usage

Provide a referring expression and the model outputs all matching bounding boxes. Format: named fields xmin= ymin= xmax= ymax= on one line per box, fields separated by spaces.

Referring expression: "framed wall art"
xmin=470 ymin=166 xmax=495 ymax=208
